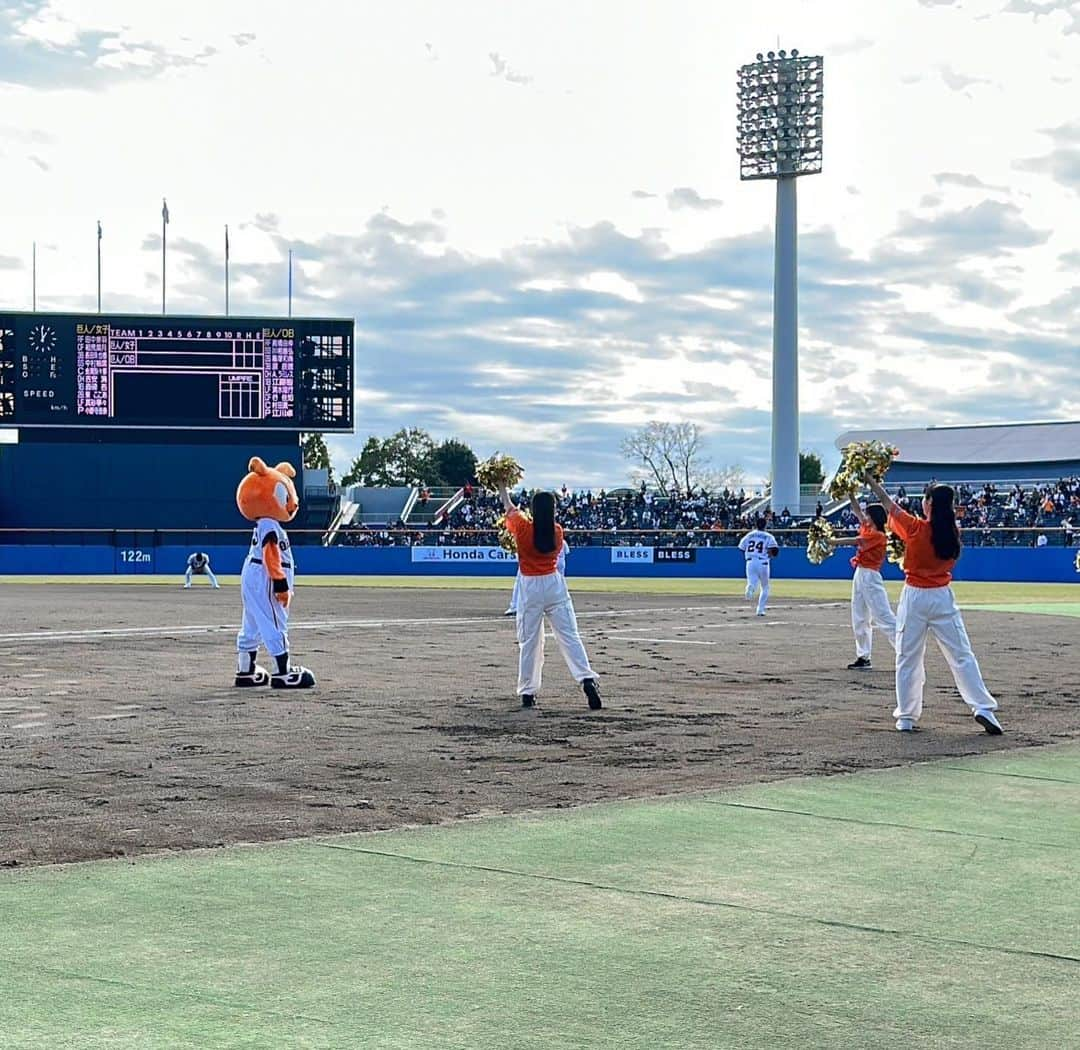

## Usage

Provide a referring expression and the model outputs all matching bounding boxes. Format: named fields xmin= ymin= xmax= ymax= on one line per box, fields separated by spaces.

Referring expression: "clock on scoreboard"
xmin=0 ymin=312 xmax=354 ymax=432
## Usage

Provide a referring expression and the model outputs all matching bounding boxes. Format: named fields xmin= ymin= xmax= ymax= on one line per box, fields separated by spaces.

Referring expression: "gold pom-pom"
xmin=886 ymin=531 xmax=906 ymax=570
xmin=495 ymin=511 xmax=530 ymax=554
xmin=475 ymin=453 xmax=524 ymax=493
xmin=829 ymin=441 xmax=900 ymax=500
xmin=806 ymin=517 xmax=834 ymax=565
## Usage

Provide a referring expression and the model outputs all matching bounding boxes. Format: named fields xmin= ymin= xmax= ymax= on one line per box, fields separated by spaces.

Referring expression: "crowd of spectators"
xmin=330 ymin=474 xmax=1079 ymax=549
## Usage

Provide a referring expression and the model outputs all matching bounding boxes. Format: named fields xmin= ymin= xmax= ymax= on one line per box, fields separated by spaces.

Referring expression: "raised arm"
xmin=497 ymin=484 xmax=516 ymax=514
xmin=864 ymin=476 xmax=899 ymax=516
xmin=848 ymin=492 xmax=870 ymax=526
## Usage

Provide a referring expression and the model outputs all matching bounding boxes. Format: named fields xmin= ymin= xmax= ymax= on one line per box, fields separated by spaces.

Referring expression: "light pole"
xmin=736 ymin=50 xmax=823 ymax=514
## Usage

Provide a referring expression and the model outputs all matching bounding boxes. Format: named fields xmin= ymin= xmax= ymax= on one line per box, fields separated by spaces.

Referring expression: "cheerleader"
xmin=864 ymin=477 xmax=1002 ymax=734
xmin=826 ymin=494 xmax=896 ymax=670
xmin=497 ymin=485 xmax=601 ymax=710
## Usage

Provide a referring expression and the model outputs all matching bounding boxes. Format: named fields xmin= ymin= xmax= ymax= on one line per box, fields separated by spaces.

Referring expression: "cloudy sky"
xmin=1 ymin=0 xmax=1078 ymax=487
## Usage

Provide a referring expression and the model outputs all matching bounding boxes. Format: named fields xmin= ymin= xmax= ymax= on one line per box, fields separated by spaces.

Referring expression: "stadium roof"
xmin=834 ymin=421 xmax=1080 ymax=466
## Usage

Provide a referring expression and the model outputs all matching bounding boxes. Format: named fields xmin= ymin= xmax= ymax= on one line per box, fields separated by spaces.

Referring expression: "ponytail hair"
xmin=926 ymin=484 xmax=961 ymax=560
xmin=866 ymin=504 xmax=887 ymax=533
xmin=531 ymin=491 xmax=557 ymax=554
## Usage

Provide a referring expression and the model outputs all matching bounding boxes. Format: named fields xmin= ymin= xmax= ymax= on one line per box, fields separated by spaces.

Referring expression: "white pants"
xmin=894 ymin=584 xmax=997 ymax=723
xmin=744 ymin=560 xmax=769 ymax=614
xmin=185 ymin=567 xmax=219 ymax=587
xmin=509 ymin=572 xmax=523 ymax=611
xmin=236 ymin=561 xmax=290 ymax=658
xmin=515 ymin=573 xmax=595 ymax=695
xmin=851 ymin=567 xmax=897 ymax=659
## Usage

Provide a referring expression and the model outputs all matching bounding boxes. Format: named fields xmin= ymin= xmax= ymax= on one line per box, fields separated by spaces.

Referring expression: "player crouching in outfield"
xmin=738 ymin=517 xmax=780 ymax=616
xmin=864 ymin=476 xmax=1002 ymax=735
xmin=825 ymin=494 xmax=897 ymax=670
xmin=234 ymin=457 xmax=316 ymax=690
xmin=497 ymin=484 xmax=601 ymax=710
xmin=184 ymin=551 xmax=220 ymax=589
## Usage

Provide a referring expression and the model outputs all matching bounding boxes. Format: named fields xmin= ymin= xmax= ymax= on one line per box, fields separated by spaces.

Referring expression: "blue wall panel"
xmin=2 ymin=544 xmax=1077 ymax=583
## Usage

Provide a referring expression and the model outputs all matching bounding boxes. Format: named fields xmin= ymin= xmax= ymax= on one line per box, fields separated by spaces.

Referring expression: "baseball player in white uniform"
xmin=184 ymin=551 xmax=220 ymax=589
xmin=738 ymin=517 xmax=780 ymax=616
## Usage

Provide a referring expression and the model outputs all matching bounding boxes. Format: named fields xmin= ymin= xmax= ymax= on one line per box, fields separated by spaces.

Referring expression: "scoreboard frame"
xmin=0 ymin=310 xmax=354 ymax=433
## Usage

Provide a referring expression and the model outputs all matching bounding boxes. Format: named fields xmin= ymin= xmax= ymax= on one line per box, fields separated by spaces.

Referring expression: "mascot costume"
xmin=234 ymin=456 xmax=316 ymax=689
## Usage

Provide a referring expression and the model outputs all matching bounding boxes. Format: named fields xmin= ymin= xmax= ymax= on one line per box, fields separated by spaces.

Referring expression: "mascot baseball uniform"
xmin=234 ymin=457 xmax=316 ymax=689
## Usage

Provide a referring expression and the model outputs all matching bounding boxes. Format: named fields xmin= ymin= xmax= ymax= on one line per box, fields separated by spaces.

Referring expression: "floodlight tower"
xmin=736 ymin=50 xmax=823 ymax=514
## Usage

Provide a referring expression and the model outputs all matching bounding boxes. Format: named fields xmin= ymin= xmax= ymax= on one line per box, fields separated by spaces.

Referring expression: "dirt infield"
xmin=1 ymin=583 xmax=1077 ymax=868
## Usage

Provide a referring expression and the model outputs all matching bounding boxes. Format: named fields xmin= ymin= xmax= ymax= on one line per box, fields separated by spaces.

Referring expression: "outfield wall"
xmin=1 ymin=544 xmax=1077 ymax=583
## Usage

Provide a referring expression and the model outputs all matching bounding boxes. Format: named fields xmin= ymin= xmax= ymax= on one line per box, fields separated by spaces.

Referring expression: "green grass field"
xmin=2 ymin=573 xmax=1078 ymax=609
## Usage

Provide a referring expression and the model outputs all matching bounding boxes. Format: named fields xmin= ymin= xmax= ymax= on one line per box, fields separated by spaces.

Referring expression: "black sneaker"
xmin=521 ymin=694 xmax=535 ymax=708
xmin=582 ymin=678 xmax=602 ymax=710
xmin=847 ymin=657 xmax=872 ymax=670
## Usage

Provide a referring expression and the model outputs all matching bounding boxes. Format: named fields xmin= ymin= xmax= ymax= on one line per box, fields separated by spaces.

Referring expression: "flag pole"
xmin=96 ymin=220 xmax=102 ymax=313
xmin=32 ymin=241 xmax=37 ymax=311
xmin=225 ymin=224 xmax=230 ymax=317
xmin=288 ymin=248 xmax=293 ymax=318
xmin=161 ymin=198 xmax=168 ymax=314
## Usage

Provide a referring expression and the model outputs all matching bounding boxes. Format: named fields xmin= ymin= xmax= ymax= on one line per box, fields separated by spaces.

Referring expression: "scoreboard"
xmin=0 ymin=311 xmax=354 ymax=432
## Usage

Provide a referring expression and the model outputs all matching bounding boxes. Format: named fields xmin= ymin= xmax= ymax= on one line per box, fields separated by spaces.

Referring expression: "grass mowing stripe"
xmin=312 ymin=841 xmax=1080 ymax=966
xmin=0 ymin=961 xmax=335 ymax=1027
xmin=700 ymin=800 xmax=1080 ymax=850
xmin=941 ymin=765 xmax=1080 ymax=785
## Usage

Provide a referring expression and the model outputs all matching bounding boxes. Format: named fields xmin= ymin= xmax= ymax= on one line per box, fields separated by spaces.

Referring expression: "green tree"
xmin=429 ymin=439 xmax=478 ymax=487
xmin=301 ymin=433 xmax=334 ymax=485
xmin=800 ymin=451 xmax=825 ymax=486
xmin=341 ymin=436 xmax=384 ymax=487
xmin=340 ymin=428 xmax=438 ymax=487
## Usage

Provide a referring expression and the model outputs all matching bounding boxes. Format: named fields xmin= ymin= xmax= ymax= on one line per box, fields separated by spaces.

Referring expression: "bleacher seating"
xmin=326 ymin=474 xmax=1080 ymax=550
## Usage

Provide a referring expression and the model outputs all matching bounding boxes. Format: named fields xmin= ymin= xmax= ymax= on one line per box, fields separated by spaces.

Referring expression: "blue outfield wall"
xmin=1 ymin=544 xmax=1078 ymax=583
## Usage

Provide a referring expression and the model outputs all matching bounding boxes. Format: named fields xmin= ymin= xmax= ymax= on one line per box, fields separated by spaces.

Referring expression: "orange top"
xmin=850 ymin=523 xmax=886 ymax=572
xmin=889 ymin=507 xmax=955 ymax=588
xmin=506 ymin=510 xmax=565 ymax=576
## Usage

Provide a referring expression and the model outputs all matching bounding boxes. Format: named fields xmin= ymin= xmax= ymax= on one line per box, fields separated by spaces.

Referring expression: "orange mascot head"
xmin=236 ymin=457 xmax=299 ymax=523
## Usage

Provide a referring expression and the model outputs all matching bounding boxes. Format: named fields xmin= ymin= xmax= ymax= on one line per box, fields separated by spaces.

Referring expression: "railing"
xmin=4 ymin=526 xmax=1072 ymax=549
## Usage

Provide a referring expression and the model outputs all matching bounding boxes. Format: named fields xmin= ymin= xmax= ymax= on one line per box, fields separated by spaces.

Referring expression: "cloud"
xmin=1003 ymin=0 xmax=1080 ymax=34
xmin=28 ymin=153 xmax=49 ymax=171
xmin=666 ymin=187 xmax=723 ymax=211
xmin=890 ymin=200 xmax=1051 ymax=254
xmin=128 ymin=197 xmax=1077 ymax=486
xmin=0 ymin=3 xmax=242 ymax=89
xmin=831 ymin=36 xmax=874 ymax=55
xmin=939 ymin=66 xmax=993 ymax=93
xmin=0 ymin=254 xmax=21 ymax=271
xmin=488 ymin=51 xmax=532 ymax=86
xmin=934 ymin=172 xmax=990 ymax=189
xmin=1015 ymin=121 xmax=1080 ymax=193
xmin=632 ymin=189 xmax=658 ymax=200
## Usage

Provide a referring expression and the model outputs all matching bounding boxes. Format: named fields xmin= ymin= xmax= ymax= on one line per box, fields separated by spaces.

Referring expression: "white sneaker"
xmin=974 ymin=709 xmax=1003 ymax=735
xmin=183 ymin=583 xmax=191 ymax=588
xmin=895 ymin=717 xmax=917 ymax=732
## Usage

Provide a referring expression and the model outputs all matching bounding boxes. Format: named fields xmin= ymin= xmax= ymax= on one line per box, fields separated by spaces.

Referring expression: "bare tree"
xmin=621 ymin=421 xmax=738 ymax=495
